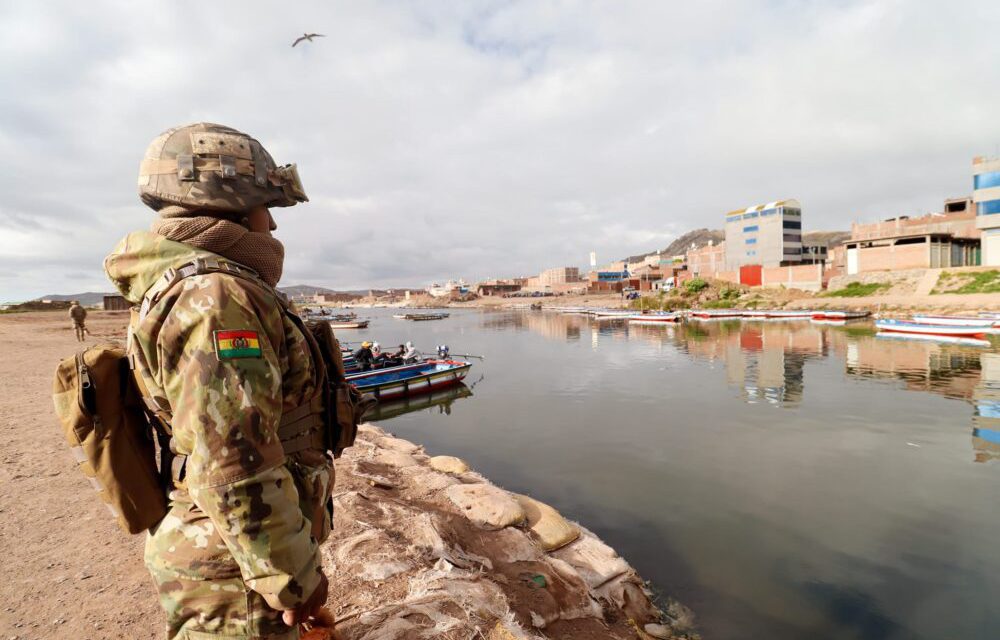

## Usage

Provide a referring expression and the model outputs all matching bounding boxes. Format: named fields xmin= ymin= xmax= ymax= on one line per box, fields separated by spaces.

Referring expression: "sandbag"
xmin=514 ymin=494 xmax=580 ymax=551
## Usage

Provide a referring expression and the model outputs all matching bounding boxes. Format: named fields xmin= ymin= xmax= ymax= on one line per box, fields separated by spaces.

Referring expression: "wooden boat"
xmin=393 ymin=313 xmax=450 ymax=321
xmin=591 ymin=309 xmax=633 ymax=319
xmin=912 ymin=314 xmax=997 ymax=328
xmin=875 ymin=318 xmax=989 ymax=339
xmin=346 ymin=359 xmax=472 ymax=401
xmin=689 ymin=309 xmax=742 ymax=318
xmin=329 ymin=320 xmax=369 ymax=329
xmin=811 ymin=310 xmax=871 ymax=320
xmin=626 ymin=312 xmax=681 ymax=323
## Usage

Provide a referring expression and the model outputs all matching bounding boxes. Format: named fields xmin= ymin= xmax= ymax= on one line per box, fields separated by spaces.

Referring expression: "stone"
xmin=429 ymin=455 xmax=469 ymax=474
xmin=514 ymin=494 xmax=580 ymax=551
xmin=445 ymin=483 xmax=525 ymax=529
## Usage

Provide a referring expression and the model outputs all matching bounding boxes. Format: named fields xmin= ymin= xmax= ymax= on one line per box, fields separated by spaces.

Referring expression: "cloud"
xmin=1 ymin=0 xmax=998 ymax=300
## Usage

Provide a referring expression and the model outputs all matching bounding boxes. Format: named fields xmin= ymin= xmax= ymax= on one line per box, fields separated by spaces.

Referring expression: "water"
xmin=342 ymin=308 xmax=1000 ymax=639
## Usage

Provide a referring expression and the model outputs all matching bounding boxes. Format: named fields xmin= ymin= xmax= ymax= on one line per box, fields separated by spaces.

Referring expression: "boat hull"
xmin=912 ymin=314 xmax=997 ymax=328
xmin=347 ymin=360 xmax=472 ymax=402
xmin=875 ymin=319 xmax=988 ymax=338
xmin=626 ymin=313 xmax=680 ymax=323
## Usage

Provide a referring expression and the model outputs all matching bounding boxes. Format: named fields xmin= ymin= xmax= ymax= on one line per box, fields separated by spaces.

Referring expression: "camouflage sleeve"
xmin=158 ymin=273 xmax=322 ymax=611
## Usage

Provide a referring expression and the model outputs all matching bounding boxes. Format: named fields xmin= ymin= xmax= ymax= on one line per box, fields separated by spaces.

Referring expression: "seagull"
xmin=292 ymin=33 xmax=325 ymax=47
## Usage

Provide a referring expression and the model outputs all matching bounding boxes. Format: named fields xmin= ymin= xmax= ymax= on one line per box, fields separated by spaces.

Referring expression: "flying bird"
xmin=292 ymin=33 xmax=325 ymax=47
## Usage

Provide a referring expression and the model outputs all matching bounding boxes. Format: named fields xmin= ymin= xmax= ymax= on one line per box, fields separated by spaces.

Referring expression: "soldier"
xmin=68 ymin=300 xmax=87 ymax=341
xmin=104 ymin=123 xmax=331 ymax=639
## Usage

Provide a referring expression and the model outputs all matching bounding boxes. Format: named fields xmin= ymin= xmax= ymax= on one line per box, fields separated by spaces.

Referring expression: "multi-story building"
xmin=724 ymin=199 xmax=802 ymax=269
xmin=974 ymin=156 xmax=1000 ymax=265
xmin=687 ymin=240 xmax=725 ymax=277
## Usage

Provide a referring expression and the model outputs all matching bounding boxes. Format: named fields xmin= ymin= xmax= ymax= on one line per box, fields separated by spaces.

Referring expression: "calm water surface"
xmin=344 ymin=308 xmax=1000 ymax=639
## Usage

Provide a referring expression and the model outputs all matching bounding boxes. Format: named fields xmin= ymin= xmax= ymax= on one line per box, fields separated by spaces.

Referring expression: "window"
xmin=743 ymin=211 xmax=759 ymax=219
xmin=978 ymin=199 xmax=1000 ymax=216
xmin=782 ymin=207 xmax=801 ymax=217
xmin=783 ymin=219 xmax=802 ymax=230
xmin=760 ymin=208 xmax=777 ymax=217
xmin=743 ymin=225 xmax=759 ymax=233
xmin=746 ymin=250 xmax=757 ymax=257
xmin=783 ymin=233 xmax=801 ymax=242
xmin=975 ymin=172 xmax=1000 ymax=191
xmin=746 ymin=238 xmax=757 ymax=245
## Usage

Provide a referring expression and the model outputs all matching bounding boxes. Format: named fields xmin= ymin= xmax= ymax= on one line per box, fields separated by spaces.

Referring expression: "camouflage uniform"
xmin=106 ymin=232 xmax=332 ymax=639
xmin=68 ymin=302 xmax=87 ymax=341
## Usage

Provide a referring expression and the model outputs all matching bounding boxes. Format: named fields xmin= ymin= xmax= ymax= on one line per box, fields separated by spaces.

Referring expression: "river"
xmin=341 ymin=308 xmax=1000 ymax=639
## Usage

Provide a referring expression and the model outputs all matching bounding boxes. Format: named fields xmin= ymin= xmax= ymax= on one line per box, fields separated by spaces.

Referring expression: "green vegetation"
xmin=685 ymin=278 xmax=708 ymax=294
xmin=820 ymin=282 xmax=889 ymax=298
xmin=931 ymin=270 xmax=1000 ymax=295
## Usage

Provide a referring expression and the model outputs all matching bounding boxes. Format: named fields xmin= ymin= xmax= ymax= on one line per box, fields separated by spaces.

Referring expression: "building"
xmin=724 ymin=199 xmax=803 ymax=269
xmin=686 ymin=240 xmax=725 ymax=277
xmin=974 ymin=156 xmax=1000 ymax=265
xmin=843 ymin=202 xmax=980 ymax=274
xmin=801 ymin=240 xmax=828 ymax=265
xmin=537 ymin=267 xmax=582 ymax=285
xmin=476 ymin=280 xmax=522 ymax=297
xmin=103 ymin=295 xmax=129 ymax=311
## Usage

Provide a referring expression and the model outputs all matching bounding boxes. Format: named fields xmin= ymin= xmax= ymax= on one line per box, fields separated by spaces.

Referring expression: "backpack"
xmin=51 ymin=343 xmax=167 ymax=534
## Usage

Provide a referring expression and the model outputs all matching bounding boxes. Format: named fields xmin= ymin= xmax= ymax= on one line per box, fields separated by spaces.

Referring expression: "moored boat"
xmin=346 ymin=359 xmax=473 ymax=401
xmin=762 ymin=310 xmax=814 ymax=319
xmin=811 ymin=310 xmax=871 ymax=320
xmin=875 ymin=332 xmax=991 ymax=348
xmin=912 ymin=314 xmax=997 ymax=328
xmin=875 ymin=318 xmax=989 ymax=339
xmin=626 ymin=311 xmax=681 ymax=323
xmin=689 ymin=309 xmax=742 ymax=318
xmin=329 ymin=320 xmax=369 ymax=329
xmin=591 ymin=309 xmax=633 ymax=319
xmin=393 ymin=313 xmax=450 ymax=321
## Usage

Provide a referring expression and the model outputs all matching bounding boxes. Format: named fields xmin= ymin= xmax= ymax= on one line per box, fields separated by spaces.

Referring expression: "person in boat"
xmin=402 ymin=341 xmax=422 ymax=364
xmin=354 ymin=341 xmax=375 ymax=371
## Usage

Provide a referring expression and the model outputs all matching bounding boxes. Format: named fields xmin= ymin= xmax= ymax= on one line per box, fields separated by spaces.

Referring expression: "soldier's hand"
xmin=282 ymin=571 xmax=329 ymax=627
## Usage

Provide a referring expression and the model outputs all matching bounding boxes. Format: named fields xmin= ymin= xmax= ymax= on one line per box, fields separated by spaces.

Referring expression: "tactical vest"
xmin=53 ymin=257 xmax=372 ymax=534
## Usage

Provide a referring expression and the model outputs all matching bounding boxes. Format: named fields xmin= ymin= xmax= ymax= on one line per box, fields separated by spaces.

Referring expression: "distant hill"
xmin=35 ymin=292 xmax=112 ymax=306
xmin=279 ymin=284 xmax=339 ymax=298
xmin=803 ymin=230 xmax=850 ymax=247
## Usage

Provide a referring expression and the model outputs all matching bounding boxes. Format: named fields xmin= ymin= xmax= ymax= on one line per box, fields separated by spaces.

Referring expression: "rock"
xmin=445 ymin=483 xmax=525 ymax=529
xmin=514 ymin=494 xmax=580 ymax=551
xmin=644 ymin=622 xmax=673 ymax=638
xmin=429 ymin=455 xmax=469 ymax=474
xmin=373 ymin=449 xmax=420 ymax=468
xmin=375 ymin=436 xmax=420 ymax=454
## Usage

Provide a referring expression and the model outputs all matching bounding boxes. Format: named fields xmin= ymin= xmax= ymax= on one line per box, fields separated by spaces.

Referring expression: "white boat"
xmin=626 ymin=312 xmax=681 ymax=323
xmin=875 ymin=318 xmax=990 ymax=338
xmin=811 ymin=310 xmax=871 ymax=320
xmin=590 ymin=309 xmax=633 ymax=319
xmin=764 ymin=310 xmax=814 ymax=319
xmin=689 ymin=309 xmax=742 ymax=318
xmin=912 ymin=314 xmax=997 ymax=328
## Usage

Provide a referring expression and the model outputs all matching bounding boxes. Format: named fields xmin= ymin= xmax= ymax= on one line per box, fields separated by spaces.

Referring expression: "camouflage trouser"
xmin=144 ymin=499 xmax=299 ymax=640
xmin=73 ymin=322 xmax=86 ymax=341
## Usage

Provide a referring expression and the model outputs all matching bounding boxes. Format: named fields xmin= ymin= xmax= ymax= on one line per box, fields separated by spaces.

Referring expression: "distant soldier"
xmin=104 ymin=123 xmax=331 ymax=639
xmin=68 ymin=300 xmax=87 ymax=341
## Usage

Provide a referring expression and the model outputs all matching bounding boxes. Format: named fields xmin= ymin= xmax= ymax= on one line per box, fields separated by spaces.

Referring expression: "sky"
xmin=2 ymin=0 xmax=999 ymax=300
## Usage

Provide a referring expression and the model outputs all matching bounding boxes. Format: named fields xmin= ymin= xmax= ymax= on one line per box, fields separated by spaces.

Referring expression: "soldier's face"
xmin=246 ymin=206 xmax=277 ymax=234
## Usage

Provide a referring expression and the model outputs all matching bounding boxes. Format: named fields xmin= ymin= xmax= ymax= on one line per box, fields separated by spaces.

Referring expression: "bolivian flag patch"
xmin=214 ymin=330 xmax=262 ymax=359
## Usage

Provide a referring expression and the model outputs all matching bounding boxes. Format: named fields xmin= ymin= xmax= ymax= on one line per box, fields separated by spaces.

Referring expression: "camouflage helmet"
xmin=137 ymin=123 xmax=308 ymax=214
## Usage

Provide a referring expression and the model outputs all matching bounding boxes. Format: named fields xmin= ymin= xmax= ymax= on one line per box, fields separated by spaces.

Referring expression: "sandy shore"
xmin=0 ymin=311 xmax=690 ymax=639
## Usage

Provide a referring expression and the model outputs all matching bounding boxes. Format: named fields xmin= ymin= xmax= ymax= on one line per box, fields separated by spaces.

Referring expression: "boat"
xmin=329 ymin=320 xmax=369 ymax=329
xmin=346 ymin=359 xmax=473 ymax=401
xmin=591 ymin=309 xmax=633 ymax=319
xmin=874 ymin=318 xmax=989 ymax=339
xmin=689 ymin=309 xmax=742 ymax=319
xmin=911 ymin=314 xmax=997 ymax=328
xmin=393 ymin=312 xmax=450 ymax=321
xmin=811 ymin=310 xmax=871 ymax=320
xmin=626 ymin=312 xmax=681 ymax=323
xmin=761 ymin=310 xmax=814 ymax=319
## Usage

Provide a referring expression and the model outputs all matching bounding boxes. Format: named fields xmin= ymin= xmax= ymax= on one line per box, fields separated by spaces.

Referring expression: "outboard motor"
xmin=437 ymin=345 xmax=450 ymax=359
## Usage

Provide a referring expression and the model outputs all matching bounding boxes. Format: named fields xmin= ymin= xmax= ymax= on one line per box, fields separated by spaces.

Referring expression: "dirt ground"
xmin=0 ymin=311 xmax=681 ymax=640
xmin=0 ymin=311 xmax=158 ymax=639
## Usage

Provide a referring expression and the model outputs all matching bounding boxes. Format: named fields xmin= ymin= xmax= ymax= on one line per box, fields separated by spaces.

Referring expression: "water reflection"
xmin=366 ymin=384 xmax=473 ymax=421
